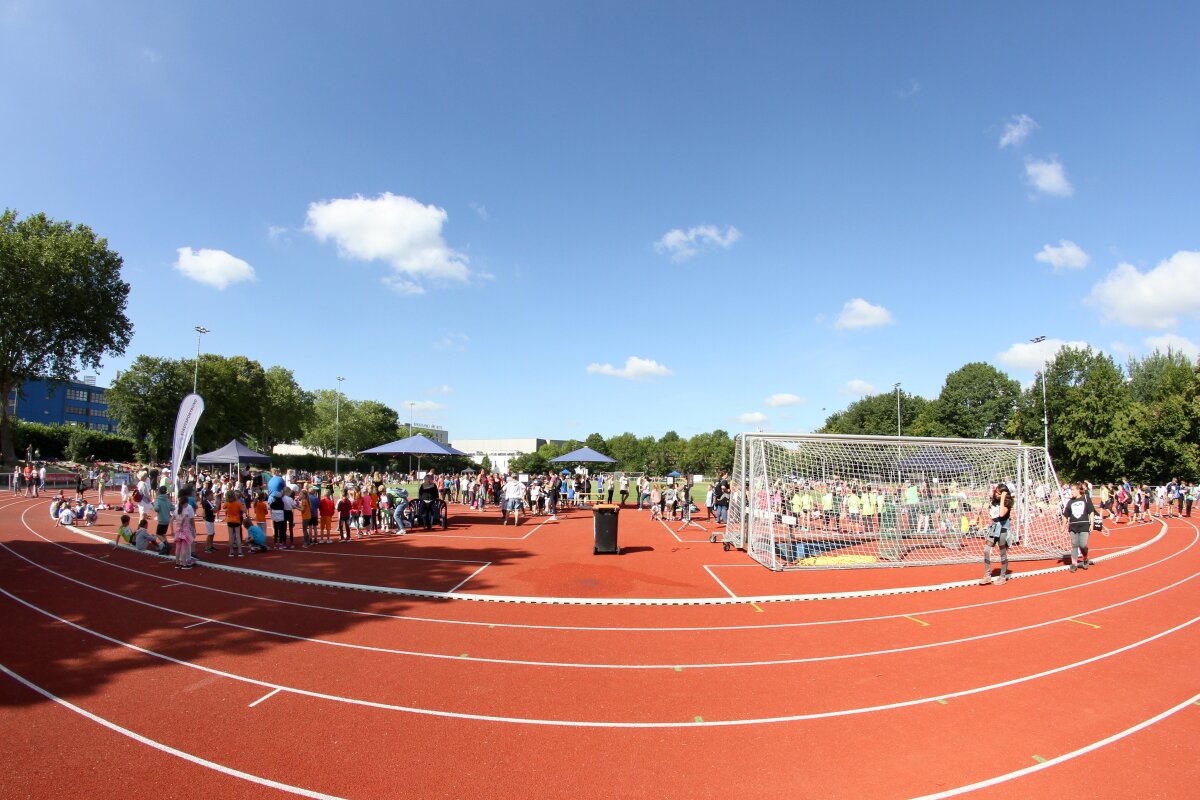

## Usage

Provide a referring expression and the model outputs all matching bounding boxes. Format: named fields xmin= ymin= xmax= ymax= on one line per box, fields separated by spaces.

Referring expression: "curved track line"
xmin=1 ymin=581 xmax=1195 ymax=727
xmin=0 ymin=663 xmax=348 ymax=800
xmin=9 ymin=506 xmax=1185 ymax=634
xmin=6 ymin=534 xmax=1199 ymax=670
xmin=910 ymin=689 xmax=1200 ymax=799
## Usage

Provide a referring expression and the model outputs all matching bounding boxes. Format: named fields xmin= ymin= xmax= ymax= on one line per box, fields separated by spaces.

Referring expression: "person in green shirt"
xmin=860 ymin=487 xmax=876 ymax=532
xmin=112 ymin=514 xmax=134 ymax=548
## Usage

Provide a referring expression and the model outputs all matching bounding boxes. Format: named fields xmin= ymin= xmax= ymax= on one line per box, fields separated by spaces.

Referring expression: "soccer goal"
xmin=724 ymin=433 xmax=1067 ymax=570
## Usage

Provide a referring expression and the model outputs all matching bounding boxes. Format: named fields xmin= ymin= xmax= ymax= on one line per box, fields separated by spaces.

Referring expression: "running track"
xmin=1 ymin=493 xmax=1197 ymax=799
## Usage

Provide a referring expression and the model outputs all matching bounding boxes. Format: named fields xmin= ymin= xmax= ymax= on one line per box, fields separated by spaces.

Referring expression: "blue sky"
xmin=3 ymin=1 xmax=1199 ymax=440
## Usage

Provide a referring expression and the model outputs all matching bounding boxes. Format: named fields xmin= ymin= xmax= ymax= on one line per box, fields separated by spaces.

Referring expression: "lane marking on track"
xmin=183 ymin=620 xmax=211 ymax=629
xmin=657 ymin=519 xmax=684 ymax=543
xmin=1031 ymin=755 xmax=1047 ymax=763
xmin=1 ymin=579 xmax=1195 ymax=727
xmin=248 ymin=687 xmax=282 ymax=708
xmin=446 ymin=562 xmax=492 ymax=593
xmin=911 ymin=690 xmax=1200 ymax=799
xmin=701 ymin=565 xmax=739 ymax=598
xmin=750 ymin=602 xmax=765 ymax=613
xmin=161 ymin=583 xmax=182 ymax=588
xmin=1068 ymin=618 xmax=1102 ymax=629
xmin=693 ymin=716 xmax=704 ymax=722
xmin=5 ymin=529 xmax=1200 ymax=670
xmin=18 ymin=505 xmax=1186 ymax=633
xmin=905 ymin=615 xmax=931 ymax=627
xmin=935 ymin=699 xmax=948 ymax=705
xmin=0 ymin=664 xmax=346 ymax=800
xmin=673 ymin=667 xmax=682 ymax=672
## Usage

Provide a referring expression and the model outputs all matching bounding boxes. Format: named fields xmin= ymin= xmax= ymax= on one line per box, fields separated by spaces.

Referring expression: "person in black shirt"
xmin=981 ymin=483 xmax=1014 ymax=585
xmin=1062 ymin=481 xmax=1096 ymax=573
xmin=417 ymin=473 xmax=440 ymax=530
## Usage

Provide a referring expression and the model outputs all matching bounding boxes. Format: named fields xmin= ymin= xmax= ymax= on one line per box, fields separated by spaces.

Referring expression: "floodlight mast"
xmin=1030 ymin=336 xmax=1050 ymax=453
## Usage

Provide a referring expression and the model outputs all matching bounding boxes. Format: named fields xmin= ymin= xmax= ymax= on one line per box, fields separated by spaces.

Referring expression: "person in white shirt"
xmin=503 ymin=475 xmax=526 ymax=526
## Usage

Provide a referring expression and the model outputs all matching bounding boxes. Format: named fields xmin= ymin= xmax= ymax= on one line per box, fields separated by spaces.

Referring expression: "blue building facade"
xmin=6 ymin=378 xmax=117 ymax=433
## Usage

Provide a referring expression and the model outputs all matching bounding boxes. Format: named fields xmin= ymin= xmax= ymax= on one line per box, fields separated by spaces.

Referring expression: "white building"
xmin=450 ymin=438 xmax=565 ymax=473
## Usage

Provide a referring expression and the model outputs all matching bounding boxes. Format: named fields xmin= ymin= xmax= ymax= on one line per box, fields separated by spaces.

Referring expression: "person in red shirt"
xmin=336 ymin=492 xmax=353 ymax=542
xmin=318 ymin=489 xmax=336 ymax=544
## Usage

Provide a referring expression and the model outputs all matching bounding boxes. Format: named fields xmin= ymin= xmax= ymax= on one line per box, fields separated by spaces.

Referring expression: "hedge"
xmin=8 ymin=420 xmax=136 ymax=463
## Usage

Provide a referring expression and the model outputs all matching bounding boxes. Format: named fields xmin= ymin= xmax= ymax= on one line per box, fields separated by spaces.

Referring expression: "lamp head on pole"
xmin=1030 ymin=335 xmax=1046 ymax=344
xmin=195 ymin=325 xmax=210 ymax=335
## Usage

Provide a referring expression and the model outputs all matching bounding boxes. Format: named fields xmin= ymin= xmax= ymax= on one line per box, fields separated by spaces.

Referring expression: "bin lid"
xmin=593 ymin=504 xmax=619 ymax=511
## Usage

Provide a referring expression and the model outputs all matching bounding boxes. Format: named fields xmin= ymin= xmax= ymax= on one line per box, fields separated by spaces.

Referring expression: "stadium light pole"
xmin=1030 ymin=336 xmax=1050 ymax=453
xmin=893 ymin=383 xmax=902 ymax=437
xmin=335 ymin=376 xmax=345 ymax=475
xmin=190 ymin=326 xmax=209 ymax=464
xmin=405 ymin=401 xmax=416 ymax=475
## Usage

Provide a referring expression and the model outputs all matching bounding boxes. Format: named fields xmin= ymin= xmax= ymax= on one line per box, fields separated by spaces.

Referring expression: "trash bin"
xmin=593 ymin=504 xmax=620 ymax=555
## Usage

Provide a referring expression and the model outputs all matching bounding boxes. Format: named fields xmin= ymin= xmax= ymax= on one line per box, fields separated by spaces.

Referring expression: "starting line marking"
xmin=750 ymin=602 xmax=764 ymax=613
xmin=1068 ymin=618 xmax=1102 ymax=629
xmin=161 ymin=582 xmax=182 ymax=588
xmin=446 ymin=562 xmax=492 ymax=594
xmin=248 ymin=688 xmax=281 ymax=708
xmin=935 ymin=699 xmax=948 ymax=705
xmin=1031 ymin=755 xmax=1047 ymax=763
xmin=183 ymin=620 xmax=210 ymax=629
xmin=904 ymin=615 xmax=931 ymax=627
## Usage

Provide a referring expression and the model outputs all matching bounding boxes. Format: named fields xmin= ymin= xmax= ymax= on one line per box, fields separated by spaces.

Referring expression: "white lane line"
xmin=161 ymin=582 xmax=182 ymax=588
xmin=183 ymin=620 xmax=211 ymax=629
xmin=248 ymin=687 xmax=282 ymax=708
xmin=8 ymin=534 xmax=1199 ymax=669
xmin=19 ymin=508 xmax=1190 ymax=634
xmin=447 ymin=563 xmax=492 ymax=593
xmin=0 ymin=582 xmax=1195 ymax=727
xmin=702 ymin=565 xmax=739 ymax=598
xmin=657 ymin=519 xmax=684 ymax=543
xmin=282 ymin=549 xmax=489 ymax=564
xmin=911 ymin=690 xmax=1200 ymax=799
xmin=0 ymin=664 xmax=345 ymax=800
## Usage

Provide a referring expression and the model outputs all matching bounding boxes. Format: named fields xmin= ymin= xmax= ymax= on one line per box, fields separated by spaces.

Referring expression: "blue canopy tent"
xmin=359 ymin=434 xmax=469 ymax=472
xmin=549 ymin=446 xmax=616 ymax=464
xmin=667 ymin=470 xmax=682 ymax=477
xmin=896 ymin=447 xmax=972 ymax=476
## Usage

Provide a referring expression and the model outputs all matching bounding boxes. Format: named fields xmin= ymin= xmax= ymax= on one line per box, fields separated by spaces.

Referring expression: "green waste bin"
xmin=593 ymin=504 xmax=620 ymax=555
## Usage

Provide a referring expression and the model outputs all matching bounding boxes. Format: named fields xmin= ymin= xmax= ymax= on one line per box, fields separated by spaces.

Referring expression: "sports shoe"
xmin=1070 ymin=564 xmax=1077 ymax=573
xmin=979 ymin=575 xmax=991 ymax=585
xmin=205 ymin=547 xmax=215 ymax=553
xmin=1080 ymin=560 xmax=1091 ymax=570
xmin=995 ymin=574 xmax=1007 ymax=585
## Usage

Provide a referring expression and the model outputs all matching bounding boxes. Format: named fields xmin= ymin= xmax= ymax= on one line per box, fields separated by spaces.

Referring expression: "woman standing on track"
xmin=981 ymin=483 xmax=1013 ymax=585
xmin=1062 ymin=481 xmax=1096 ymax=573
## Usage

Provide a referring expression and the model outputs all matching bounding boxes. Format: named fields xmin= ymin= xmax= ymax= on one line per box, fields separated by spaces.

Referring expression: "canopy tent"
xmin=896 ymin=447 xmax=972 ymax=476
xmin=550 ymin=446 xmax=617 ymax=464
xmin=667 ymin=470 xmax=682 ymax=477
xmin=196 ymin=439 xmax=272 ymax=467
xmin=359 ymin=433 xmax=469 ymax=472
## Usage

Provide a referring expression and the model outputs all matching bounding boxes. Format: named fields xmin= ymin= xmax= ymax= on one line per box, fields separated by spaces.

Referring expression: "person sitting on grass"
xmin=113 ymin=514 xmax=135 ymax=548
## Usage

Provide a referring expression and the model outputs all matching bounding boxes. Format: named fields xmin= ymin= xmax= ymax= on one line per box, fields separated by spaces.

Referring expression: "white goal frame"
xmin=724 ymin=433 xmax=1067 ymax=570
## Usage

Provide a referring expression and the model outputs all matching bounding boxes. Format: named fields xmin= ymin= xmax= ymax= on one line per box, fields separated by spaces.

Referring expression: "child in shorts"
xmin=112 ymin=514 xmax=134 ymax=548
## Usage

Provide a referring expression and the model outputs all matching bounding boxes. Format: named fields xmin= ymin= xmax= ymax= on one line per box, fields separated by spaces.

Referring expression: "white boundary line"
xmin=0 ymin=581 xmax=1194 ymax=727
xmin=248 ymin=687 xmax=282 ymax=708
xmin=447 ymin=563 xmax=492 ymax=593
xmin=4 ymin=534 xmax=1199 ymax=670
xmin=0 ymin=664 xmax=346 ymax=799
xmin=702 ymin=565 xmax=739 ymax=598
xmin=910 ymin=690 xmax=1200 ymax=799
xmin=11 ymin=506 xmax=1187 ymax=633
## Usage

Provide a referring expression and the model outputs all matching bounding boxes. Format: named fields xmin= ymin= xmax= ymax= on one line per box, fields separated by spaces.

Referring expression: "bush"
xmin=8 ymin=420 xmax=135 ymax=463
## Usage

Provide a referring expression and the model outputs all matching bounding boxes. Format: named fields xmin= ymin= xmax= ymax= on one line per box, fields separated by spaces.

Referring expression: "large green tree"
xmin=0 ymin=210 xmax=133 ymax=461
xmin=105 ymin=356 xmax=189 ymax=461
xmin=821 ymin=391 xmax=930 ymax=436
xmin=923 ymin=362 xmax=1021 ymax=439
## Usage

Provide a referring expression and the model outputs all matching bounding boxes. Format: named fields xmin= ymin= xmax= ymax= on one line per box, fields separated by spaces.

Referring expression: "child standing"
xmin=318 ymin=489 xmax=335 ymax=544
xmin=336 ymin=491 xmax=352 ymax=542
xmin=174 ymin=494 xmax=196 ymax=569
xmin=223 ymin=490 xmax=245 ymax=557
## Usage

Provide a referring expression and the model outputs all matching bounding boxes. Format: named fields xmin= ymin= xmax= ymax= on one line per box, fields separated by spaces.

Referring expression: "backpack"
xmin=132 ymin=488 xmax=143 ymax=503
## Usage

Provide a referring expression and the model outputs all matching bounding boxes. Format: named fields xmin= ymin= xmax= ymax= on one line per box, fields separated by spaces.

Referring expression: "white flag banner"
xmin=170 ymin=393 xmax=205 ymax=485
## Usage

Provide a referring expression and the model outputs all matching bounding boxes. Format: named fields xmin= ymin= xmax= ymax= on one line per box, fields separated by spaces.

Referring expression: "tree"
xmin=605 ymin=432 xmax=644 ymax=472
xmin=260 ymin=366 xmax=313 ymax=452
xmin=342 ymin=400 xmax=400 ymax=456
xmin=926 ymin=362 xmax=1021 ymax=439
xmin=509 ymin=451 xmax=548 ymax=475
xmin=299 ymin=389 xmax=343 ymax=456
xmin=479 ymin=454 xmax=492 ymax=473
xmin=106 ymin=356 xmax=189 ymax=461
xmin=0 ymin=210 xmax=133 ymax=461
xmin=820 ymin=391 xmax=930 ymax=436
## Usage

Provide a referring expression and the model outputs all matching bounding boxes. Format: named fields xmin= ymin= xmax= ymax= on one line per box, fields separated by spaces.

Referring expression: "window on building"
xmin=66 ymin=388 xmax=89 ymax=402
xmin=89 ymin=391 xmax=106 ymax=403
xmin=66 ymin=405 xmax=88 ymax=416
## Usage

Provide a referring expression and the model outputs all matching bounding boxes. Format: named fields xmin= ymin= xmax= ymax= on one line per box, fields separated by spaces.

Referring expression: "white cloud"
xmin=429 ymin=385 xmax=454 ymax=394
xmin=736 ymin=411 xmax=768 ymax=425
xmin=1035 ymin=239 xmax=1090 ymax=270
xmin=764 ymin=392 xmax=806 ymax=408
xmin=1025 ymin=156 xmax=1073 ymax=197
xmin=997 ymin=338 xmax=1089 ymax=372
xmin=173 ymin=247 xmax=256 ymax=290
xmin=840 ymin=379 xmax=877 ymax=396
xmin=834 ymin=298 xmax=894 ymax=330
xmin=434 ymin=332 xmax=468 ymax=352
xmin=305 ymin=192 xmax=470 ymax=292
xmin=999 ymin=114 xmax=1038 ymax=148
xmin=1088 ymin=251 xmax=1200 ymax=330
xmin=586 ymin=356 xmax=672 ymax=381
xmin=469 ymin=202 xmax=489 ymax=221
xmin=403 ymin=400 xmax=444 ymax=413
xmin=654 ymin=224 xmax=741 ymax=263
xmin=1144 ymin=333 xmax=1200 ymax=360
xmin=895 ymin=79 xmax=920 ymax=99
xmin=266 ymin=225 xmax=288 ymax=242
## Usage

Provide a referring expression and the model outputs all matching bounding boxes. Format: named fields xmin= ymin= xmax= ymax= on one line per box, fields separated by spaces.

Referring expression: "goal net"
xmin=724 ymin=433 xmax=1067 ymax=570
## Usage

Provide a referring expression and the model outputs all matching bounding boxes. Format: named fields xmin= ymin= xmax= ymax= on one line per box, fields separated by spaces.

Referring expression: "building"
xmin=6 ymin=377 xmax=117 ymax=433
xmin=450 ymin=438 xmax=566 ymax=473
xmin=402 ymin=423 xmax=448 ymax=445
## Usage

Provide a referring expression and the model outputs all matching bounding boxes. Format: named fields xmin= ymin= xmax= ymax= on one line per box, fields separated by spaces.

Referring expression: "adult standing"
xmin=417 ymin=473 xmax=440 ymax=530
xmin=503 ymin=473 xmax=526 ymax=526
xmin=619 ymin=473 xmax=629 ymax=506
xmin=1062 ymin=481 xmax=1096 ymax=573
xmin=153 ymin=487 xmax=174 ymax=546
xmin=981 ymin=483 xmax=1013 ymax=585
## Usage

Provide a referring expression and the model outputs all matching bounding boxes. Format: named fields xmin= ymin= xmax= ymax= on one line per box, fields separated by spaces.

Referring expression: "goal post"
xmin=724 ymin=433 xmax=1067 ymax=570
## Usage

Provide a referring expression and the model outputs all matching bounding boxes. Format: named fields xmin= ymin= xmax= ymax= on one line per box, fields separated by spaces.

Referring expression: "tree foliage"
xmin=0 ymin=210 xmax=133 ymax=460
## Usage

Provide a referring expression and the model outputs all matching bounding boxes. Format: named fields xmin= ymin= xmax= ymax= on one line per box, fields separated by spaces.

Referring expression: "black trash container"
xmin=593 ymin=504 xmax=620 ymax=554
